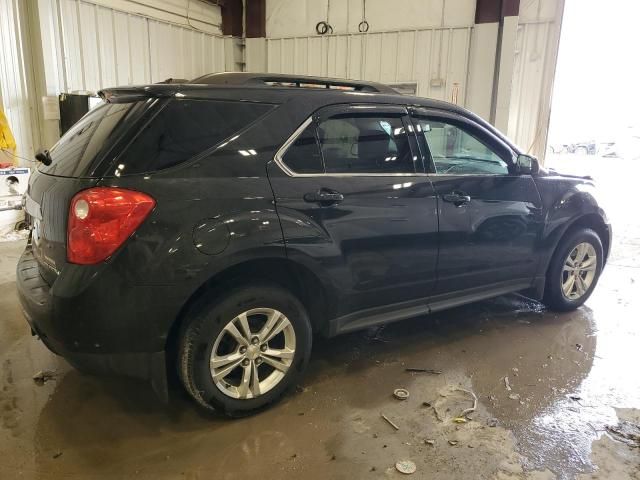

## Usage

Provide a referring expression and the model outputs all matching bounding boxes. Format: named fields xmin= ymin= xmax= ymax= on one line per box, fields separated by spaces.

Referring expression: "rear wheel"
xmin=178 ymin=284 xmax=312 ymax=416
xmin=543 ymin=228 xmax=603 ymax=311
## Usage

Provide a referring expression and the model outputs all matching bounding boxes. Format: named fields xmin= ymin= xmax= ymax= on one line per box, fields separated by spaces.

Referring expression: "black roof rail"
xmin=189 ymin=72 xmax=399 ymax=94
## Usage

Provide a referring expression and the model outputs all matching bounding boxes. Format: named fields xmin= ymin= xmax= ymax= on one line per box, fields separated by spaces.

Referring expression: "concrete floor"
xmin=1 ymin=155 xmax=638 ymax=479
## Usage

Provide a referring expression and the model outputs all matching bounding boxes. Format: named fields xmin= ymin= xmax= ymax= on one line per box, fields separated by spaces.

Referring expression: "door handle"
xmin=442 ymin=192 xmax=471 ymax=206
xmin=304 ymin=189 xmax=344 ymax=205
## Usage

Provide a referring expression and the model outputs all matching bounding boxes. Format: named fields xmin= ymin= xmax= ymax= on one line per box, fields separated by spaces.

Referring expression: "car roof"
xmin=98 ymin=72 xmax=521 ymax=154
xmin=100 ymin=72 xmax=456 ymax=110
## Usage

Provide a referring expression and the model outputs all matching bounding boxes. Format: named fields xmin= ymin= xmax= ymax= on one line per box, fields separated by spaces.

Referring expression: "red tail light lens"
xmin=67 ymin=187 xmax=156 ymax=265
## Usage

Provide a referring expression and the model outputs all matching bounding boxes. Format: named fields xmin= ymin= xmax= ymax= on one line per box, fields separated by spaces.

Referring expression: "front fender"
xmin=534 ymin=176 xmax=610 ymax=276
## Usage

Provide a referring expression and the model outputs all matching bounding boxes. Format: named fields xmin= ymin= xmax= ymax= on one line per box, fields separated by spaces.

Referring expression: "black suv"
xmin=17 ymin=73 xmax=611 ymax=415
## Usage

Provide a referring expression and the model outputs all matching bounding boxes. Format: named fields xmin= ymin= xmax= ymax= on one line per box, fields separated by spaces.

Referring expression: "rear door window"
xmin=280 ymin=122 xmax=324 ymax=174
xmin=317 ymin=114 xmax=414 ymax=174
xmin=113 ymin=99 xmax=274 ymax=175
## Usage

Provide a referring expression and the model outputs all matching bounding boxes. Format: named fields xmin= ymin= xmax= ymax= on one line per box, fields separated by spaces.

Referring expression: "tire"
xmin=178 ymin=283 xmax=312 ymax=416
xmin=543 ymin=228 xmax=603 ymax=312
xmin=14 ymin=220 xmax=27 ymax=231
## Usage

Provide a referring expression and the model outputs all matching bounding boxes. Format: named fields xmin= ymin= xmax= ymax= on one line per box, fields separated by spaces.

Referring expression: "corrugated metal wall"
xmin=2 ymin=0 xmax=233 ymax=162
xmin=247 ymin=27 xmax=473 ymax=104
xmin=508 ymin=19 xmax=558 ymax=155
xmin=2 ymin=0 xmax=562 ymax=163
xmin=0 ymin=0 xmax=38 ymax=160
xmin=43 ymin=0 xmax=230 ymax=93
xmin=247 ymin=9 xmax=562 ymax=159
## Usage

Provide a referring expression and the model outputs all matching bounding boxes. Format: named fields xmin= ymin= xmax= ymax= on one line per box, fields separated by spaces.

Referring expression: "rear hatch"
xmin=25 ymin=99 xmax=153 ymax=283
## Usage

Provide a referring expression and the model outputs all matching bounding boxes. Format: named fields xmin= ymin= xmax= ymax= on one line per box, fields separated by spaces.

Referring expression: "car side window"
xmin=281 ymin=122 xmax=324 ymax=174
xmin=317 ymin=114 xmax=414 ymax=174
xmin=415 ymin=119 xmax=509 ymax=175
xmin=115 ymin=99 xmax=274 ymax=175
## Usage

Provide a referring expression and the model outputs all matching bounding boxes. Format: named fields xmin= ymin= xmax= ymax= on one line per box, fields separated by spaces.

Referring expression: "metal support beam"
xmin=221 ymin=0 xmax=242 ymax=37
xmin=246 ymin=0 xmax=266 ymax=38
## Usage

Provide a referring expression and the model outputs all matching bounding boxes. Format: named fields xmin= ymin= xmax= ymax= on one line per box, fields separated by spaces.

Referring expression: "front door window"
xmin=414 ymin=119 xmax=509 ymax=175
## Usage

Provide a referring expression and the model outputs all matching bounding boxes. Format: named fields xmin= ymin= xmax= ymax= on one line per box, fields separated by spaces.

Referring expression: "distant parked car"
xmin=547 ymin=143 xmax=568 ymax=154
xmin=17 ymin=73 xmax=612 ymax=415
xmin=597 ymin=128 xmax=640 ymax=160
xmin=568 ymin=141 xmax=596 ymax=155
xmin=597 ymin=141 xmax=618 ymax=157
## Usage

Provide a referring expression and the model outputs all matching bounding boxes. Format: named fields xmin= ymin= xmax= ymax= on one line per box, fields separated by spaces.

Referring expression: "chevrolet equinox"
xmin=17 ymin=73 xmax=611 ymax=415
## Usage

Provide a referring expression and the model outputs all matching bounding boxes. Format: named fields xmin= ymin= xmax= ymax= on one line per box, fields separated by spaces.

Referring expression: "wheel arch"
xmin=544 ymin=212 xmax=610 ymax=276
xmin=528 ymin=212 xmax=610 ymax=301
xmin=561 ymin=213 xmax=610 ymax=264
xmin=165 ymin=257 xmax=335 ymax=372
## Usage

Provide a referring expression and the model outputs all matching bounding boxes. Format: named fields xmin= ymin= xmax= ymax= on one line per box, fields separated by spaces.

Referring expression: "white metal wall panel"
xmin=507 ymin=20 xmax=555 ymax=153
xmin=95 ymin=5 xmax=118 ymax=88
xmin=255 ymin=28 xmax=472 ymax=105
xmin=46 ymin=0 xmax=230 ymax=94
xmin=0 ymin=0 xmax=38 ymax=160
xmin=77 ymin=2 xmax=99 ymax=89
xmin=265 ymin=0 xmax=476 ymax=37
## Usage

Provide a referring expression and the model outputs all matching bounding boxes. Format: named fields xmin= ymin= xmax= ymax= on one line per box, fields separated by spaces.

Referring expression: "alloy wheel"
xmin=561 ymin=242 xmax=597 ymax=300
xmin=210 ymin=308 xmax=296 ymax=399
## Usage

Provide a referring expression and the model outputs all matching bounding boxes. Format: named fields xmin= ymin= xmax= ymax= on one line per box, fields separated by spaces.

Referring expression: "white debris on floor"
xmin=0 ymin=228 xmax=28 ymax=242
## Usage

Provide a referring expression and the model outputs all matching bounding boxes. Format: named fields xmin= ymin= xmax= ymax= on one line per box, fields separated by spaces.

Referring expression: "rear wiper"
xmin=35 ymin=148 xmax=52 ymax=166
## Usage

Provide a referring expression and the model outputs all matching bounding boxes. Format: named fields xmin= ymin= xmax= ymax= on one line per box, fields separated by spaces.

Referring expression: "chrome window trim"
xmin=427 ymin=173 xmax=512 ymax=177
xmin=274 ymin=115 xmax=519 ymax=179
xmin=273 ymin=117 xmax=315 ymax=177
xmin=274 ymin=115 xmax=423 ymax=178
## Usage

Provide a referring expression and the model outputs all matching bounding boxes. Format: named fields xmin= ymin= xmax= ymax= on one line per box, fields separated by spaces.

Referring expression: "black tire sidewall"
xmin=184 ymin=284 xmax=312 ymax=415
xmin=545 ymin=228 xmax=603 ymax=311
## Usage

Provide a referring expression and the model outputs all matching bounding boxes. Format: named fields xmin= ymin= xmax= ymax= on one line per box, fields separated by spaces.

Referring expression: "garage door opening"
xmin=546 ymin=0 xmax=640 ymax=267
xmin=547 ymin=0 xmax=640 ymax=170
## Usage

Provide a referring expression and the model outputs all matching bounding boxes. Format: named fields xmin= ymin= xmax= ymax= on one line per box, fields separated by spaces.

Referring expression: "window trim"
xmin=274 ymin=117 xmax=317 ymax=177
xmin=409 ymin=108 xmax=518 ymax=177
xmin=275 ymin=105 xmax=422 ymax=177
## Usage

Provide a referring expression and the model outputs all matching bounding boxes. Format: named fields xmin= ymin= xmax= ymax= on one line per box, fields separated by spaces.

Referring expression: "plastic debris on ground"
xmin=395 ymin=460 xmax=416 ymax=474
xmin=32 ymin=370 xmax=57 ymax=385
xmin=393 ymin=388 xmax=409 ymax=400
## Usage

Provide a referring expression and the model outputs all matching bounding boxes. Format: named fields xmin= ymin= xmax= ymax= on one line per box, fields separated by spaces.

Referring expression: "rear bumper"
xmin=16 ymin=247 xmax=169 ymax=400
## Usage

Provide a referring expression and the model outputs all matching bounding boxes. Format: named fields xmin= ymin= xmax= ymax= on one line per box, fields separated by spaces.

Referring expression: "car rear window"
xmin=110 ymin=99 xmax=275 ymax=175
xmin=39 ymin=101 xmax=147 ymax=177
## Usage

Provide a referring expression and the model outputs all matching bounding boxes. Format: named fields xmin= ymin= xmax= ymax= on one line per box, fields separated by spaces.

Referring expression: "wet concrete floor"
xmin=0 ymin=156 xmax=638 ymax=479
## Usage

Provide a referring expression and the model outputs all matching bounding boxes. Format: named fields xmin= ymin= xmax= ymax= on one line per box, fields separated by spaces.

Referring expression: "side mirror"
xmin=516 ymin=154 xmax=539 ymax=175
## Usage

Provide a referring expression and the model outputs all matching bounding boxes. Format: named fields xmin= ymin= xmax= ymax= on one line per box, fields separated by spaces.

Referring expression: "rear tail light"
xmin=67 ymin=187 xmax=155 ymax=265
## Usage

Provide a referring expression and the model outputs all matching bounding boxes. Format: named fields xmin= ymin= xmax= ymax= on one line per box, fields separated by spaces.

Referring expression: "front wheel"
xmin=178 ymin=284 xmax=312 ymax=416
xmin=543 ymin=228 xmax=603 ymax=311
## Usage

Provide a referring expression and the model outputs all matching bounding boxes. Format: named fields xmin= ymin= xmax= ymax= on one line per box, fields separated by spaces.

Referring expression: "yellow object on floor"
xmin=0 ymin=108 xmax=17 ymax=166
